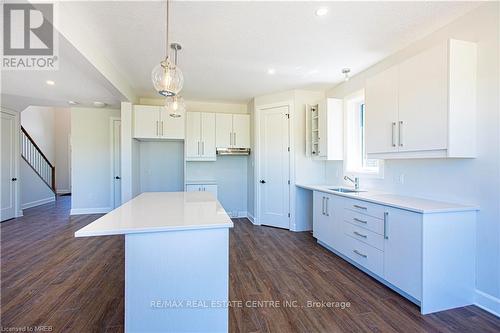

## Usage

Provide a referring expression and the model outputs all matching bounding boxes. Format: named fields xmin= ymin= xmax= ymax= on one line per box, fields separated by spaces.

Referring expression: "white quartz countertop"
xmin=296 ymin=183 xmax=479 ymax=214
xmin=75 ymin=192 xmax=233 ymax=237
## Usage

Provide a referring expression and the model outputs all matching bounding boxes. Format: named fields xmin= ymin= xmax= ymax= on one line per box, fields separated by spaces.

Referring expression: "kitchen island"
xmin=75 ymin=191 xmax=233 ymax=333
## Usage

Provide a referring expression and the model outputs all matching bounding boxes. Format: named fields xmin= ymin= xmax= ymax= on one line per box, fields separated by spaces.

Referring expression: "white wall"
xmin=21 ymin=106 xmax=55 ymax=163
xmin=324 ymin=3 xmax=500 ymax=304
xmin=139 ymin=141 xmax=184 ymax=192
xmin=71 ymin=107 xmax=120 ymax=214
xmin=54 ymin=108 xmax=71 ymax=193
xmin=20 ymin=159 xmax=55 ymax=209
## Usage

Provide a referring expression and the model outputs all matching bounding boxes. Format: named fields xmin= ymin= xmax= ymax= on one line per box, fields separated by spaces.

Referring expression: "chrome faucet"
xmin=344 ymin=176 xmax=360 ymax=190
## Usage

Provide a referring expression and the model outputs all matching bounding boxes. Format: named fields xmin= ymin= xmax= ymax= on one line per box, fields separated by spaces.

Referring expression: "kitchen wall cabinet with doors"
xmin=185 ymin=182 xmax=218 ymax=198
xmin=306 ymin=98 xmax=343 ymax=160
xmin=133 ymin=105 xmax=185 ymax=140
xmin=215 ymin=114 xmax=250 ymax=148
xmin=311 ymin=190 xmax=476 ymax=314
xmin=186 ymin=112 xmax=216 ymax=161
xmin=365 ymin=39 xmax=477 ymax=159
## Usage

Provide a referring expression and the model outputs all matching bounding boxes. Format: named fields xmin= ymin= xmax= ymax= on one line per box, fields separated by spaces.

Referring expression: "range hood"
xmin=216 ymin=148 xmax=251 ymax=156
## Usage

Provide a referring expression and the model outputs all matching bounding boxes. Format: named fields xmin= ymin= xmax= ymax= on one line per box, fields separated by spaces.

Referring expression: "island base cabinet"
xmin=125 ymin=228 xmax=229 ymax=333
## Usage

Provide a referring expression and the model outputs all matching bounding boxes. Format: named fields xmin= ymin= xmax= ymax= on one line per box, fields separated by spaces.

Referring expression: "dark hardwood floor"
xmin=1 ymin=196 xmax=499 ymax=332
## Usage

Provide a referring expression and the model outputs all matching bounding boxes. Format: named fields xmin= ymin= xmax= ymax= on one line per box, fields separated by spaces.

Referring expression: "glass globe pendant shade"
xmin=165 ymin=95 xmax=185 ymax=118
xmin=152 ymin=59 xmax=184 ymax=97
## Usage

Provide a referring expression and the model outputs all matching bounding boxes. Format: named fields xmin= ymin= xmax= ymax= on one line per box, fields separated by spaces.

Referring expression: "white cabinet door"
xmin=134 ymin=105 xmax=160 ymax=139
xmin=186 ymin=112 xmax=201 ymax=159
xmin=186 ymin=184 xmax=217 ymax=198
xmin=384 ymin=208 xmax=422 ymax=300
xmin=232 ymin=114 xmax=250 ymax=148
xmin=160 ymin=108 xmax=185 ymax=140
xmin=313 ymin=191 xmax=330 ymax=243
xmin=398 ymin=43 xmax=448 ymax=152
xmin=203 ymin=184 xmax=218 ymax=198
xmin=365 ymin=66 xmax=399 ymax=154
xmin=201 ymin=113 xmax=216 ymax=159
xmin=186 ymin=184 xmax=203 ymax=192
xmin=215 ymin=113 xmax=232 ymax=148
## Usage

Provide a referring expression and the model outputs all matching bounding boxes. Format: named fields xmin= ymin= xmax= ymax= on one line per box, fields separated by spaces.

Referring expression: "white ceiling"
xmin=1 ymin=31 xmax=126 ymax=111
xmin=60 ymin=0 xmax=481 ymax=103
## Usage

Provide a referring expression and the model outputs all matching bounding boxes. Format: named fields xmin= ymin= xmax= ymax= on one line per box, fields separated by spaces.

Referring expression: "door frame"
xmin=109 ymin=117 xmax=121 ymax=208
xmin=254 ymin=101 xmax=295 ymax=230
xmin=1 ymin=107 xmax=22 ymax=220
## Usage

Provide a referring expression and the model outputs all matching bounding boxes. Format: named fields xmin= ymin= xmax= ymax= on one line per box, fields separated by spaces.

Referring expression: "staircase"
xmin=20 ymin=126 xmax=56 ymax=194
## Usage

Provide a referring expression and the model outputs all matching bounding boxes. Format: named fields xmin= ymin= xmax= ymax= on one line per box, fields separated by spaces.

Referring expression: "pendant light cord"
xmin=165 ymin=0 xmax=169 ymax=60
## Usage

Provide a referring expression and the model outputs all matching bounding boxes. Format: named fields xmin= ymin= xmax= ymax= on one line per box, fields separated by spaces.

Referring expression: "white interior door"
xmin=232 ymin=114 xmax=250 ymax=148
xmin=215 ymin=113 xmax=232 ymax=148
xmin=259 ymin=106 xmax=290 ymax=229
xmin=1 ymin=112 xmax=16 ymax=221
xmin=112 ymin=119 xmax=121 ymax=208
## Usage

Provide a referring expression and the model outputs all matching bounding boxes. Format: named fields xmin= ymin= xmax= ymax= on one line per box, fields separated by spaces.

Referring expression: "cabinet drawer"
xmin=343 ymin=221 xmax=384 ymax=251
xmin=342 ymin=235 xmax=384 ymax=277
xmin=343 ymin=209 xmax=384 ymax=235
xmin=345 ymin=198 xmax=386 ymax=219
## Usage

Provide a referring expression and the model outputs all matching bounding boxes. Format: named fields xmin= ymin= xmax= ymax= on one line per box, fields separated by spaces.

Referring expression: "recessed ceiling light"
xmin=93 ymin=101 xmax=106 ymax=108
xmin=46 ymin=80 xmax=55 ymax=85
xmin=315 ymin=8 xmax=328 ymax=16
xmin=68 ymin=100 xmax=78 ymax=105
xmin=267 ymin=68 xmax=276 ymax=75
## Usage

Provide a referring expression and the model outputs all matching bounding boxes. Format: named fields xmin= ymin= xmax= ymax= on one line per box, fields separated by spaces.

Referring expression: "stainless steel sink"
xmin=329 ymin=187 xmax=365 ymax=193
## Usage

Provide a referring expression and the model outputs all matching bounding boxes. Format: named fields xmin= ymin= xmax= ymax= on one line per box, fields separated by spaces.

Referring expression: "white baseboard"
xmin=56 ymin=189 xmax=71 ymax=194
xmin=16 ymin=210 xmax=23 ymax=218
xmin=475 ymin=289 xmax=500 ymax=317
xmin=70 ymin=207 xmax=112 ymax=215
xmin=21 ymin=196 xmax=55 ymax=210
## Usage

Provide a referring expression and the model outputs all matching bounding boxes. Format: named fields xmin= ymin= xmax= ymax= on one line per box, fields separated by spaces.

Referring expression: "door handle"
xmin=259 ymin=180 xmax=266 ymax=184
xmin=384 ymin=212 xmax=389 ymax=239
xmin=115 ymin=176 xmax=121 ymax=180
xmin=391 ymin=122 xmax=396 ymax=147
xmin=325 ymin=197 xmax=329 ymax=216
xmin=321 ymin=197 xmax=325 ymax=215
xmin=11 ymin=178 xmax=17 ymax=181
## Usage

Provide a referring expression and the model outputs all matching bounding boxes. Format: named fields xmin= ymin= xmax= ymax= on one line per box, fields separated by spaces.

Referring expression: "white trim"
xmin=16 ymin=210 xmax=23 ymax=217
xmin=254 ymin=101 xmax=294 ymax=230
xmin=246 ymin=212 xmax=255 ymax=224
xmin=70 ymin=207 xmax=112 ymax=215
xmin=475 ymin=290 xmax=500 ymax=318
xmin=56 ymin=189 xmax=71 ymax=194
xmin=21 ymin=196 xmax=55 ymax=209
xmin=110 ymin=117 xmax=121 ymax=209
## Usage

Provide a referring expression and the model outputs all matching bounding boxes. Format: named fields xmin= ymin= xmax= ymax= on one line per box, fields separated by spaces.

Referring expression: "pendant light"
xmin=164 ymin=43 xmax=186 ymax=118
xmin=151 ymin=0 xmax=184 ymax=96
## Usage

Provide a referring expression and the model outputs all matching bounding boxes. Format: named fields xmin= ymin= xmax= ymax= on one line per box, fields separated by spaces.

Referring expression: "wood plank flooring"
xmin=1 ymin=196 xmax=499 ymax=332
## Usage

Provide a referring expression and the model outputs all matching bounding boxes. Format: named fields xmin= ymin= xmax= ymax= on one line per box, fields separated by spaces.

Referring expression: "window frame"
xmin=343 ymin=89 xmax=384 ymax=179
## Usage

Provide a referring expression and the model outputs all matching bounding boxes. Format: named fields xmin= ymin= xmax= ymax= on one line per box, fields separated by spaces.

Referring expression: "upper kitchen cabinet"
xmin=133 ymin=105 xmax=185 ymax=140
xmin=215 ymin=113 xmax=250 ymax=148
xmin=365 ymin=39 xmax=477 ymax=159
xmin=308 ymin=98 xmax=343 ymax=160
xmin=186 ymin=112 xmax=216 ymax=161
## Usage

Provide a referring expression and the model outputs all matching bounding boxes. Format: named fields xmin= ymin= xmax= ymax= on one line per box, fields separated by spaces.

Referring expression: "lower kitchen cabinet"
xmin=186 ymin=183 xmax=218 ymax=198
xmin=312 ymin=191 xmax=475 ymax=314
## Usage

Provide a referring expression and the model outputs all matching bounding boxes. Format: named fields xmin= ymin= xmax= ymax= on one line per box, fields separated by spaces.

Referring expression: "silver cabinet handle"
xmin=156 ymin=121 xmax=159 ymax=136
xmin=392 ymin=122 xmax=396 ymax=147
xmin=202 ymin=141 xmax=205 ymax=155
xmin=230 ymin=132 xmax=233 ymax=146
xmin=353 ymin=204 xmax=367 ymax=210
xmin=353 ymin=231 xmax=367 ymax=238
xmin=321 ymin=197 xmax=325 ymax=215
xmin=384 ymin=212 xmax=389 ymax=239
xmin=197 ymin=142 xmax=200 ymax=155
xmin=353 ymin=217 xmax=367 ymax=224
xmin=325 ymin=197 xmax=330 ymax=216
xmin=399 ymin=121 xmax=404 ymax=147
xmin=353 ymin=250 xmax=367 ymax=258
xmin=234 ymin=132 xmax=237 ymax=146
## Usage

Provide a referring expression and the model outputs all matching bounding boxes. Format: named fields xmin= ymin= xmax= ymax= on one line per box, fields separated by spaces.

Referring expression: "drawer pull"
xmin=353 ymin=249 xmax=367 ymax=258
xmin=353 ymin=217 xmax=367 ymax=224
xmin=353 ymin=204 xmax=367 ymax=210
xmin=353 ymin=231 xmax=367 ymax=238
